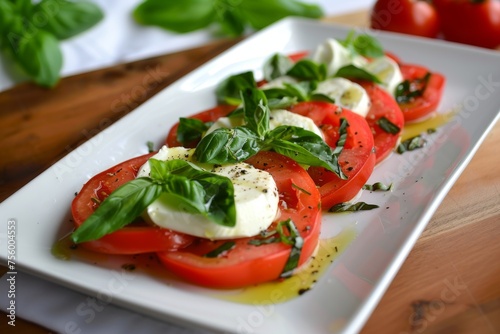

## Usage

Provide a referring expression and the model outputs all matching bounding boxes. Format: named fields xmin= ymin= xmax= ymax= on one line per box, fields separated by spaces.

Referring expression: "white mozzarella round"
xmin=364 ymin=56 xmax=403 ymax=97
xmin=137 ymin=146 xmax=279 ymax=240
xmin=311 ymin=38 xmax=368 ymax=76
xmin=313 ymin=78 xmax=371 ymax=117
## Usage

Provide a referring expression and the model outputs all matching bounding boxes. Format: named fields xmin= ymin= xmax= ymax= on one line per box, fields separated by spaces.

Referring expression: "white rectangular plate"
xmin=1 ymin=18 xmax=500 ymax=334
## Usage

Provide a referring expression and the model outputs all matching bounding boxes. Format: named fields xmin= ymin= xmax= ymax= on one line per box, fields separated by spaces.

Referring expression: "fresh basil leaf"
xmin=13 ymin=0 xmax=32 ymax=16
xmin=263 ymin=81 xmax=316 ymax=102
xmin=0 ymin=1 xmax=15 ymax=35
xmin=363 ymin=182 xmax=393 ymax=191
xmin=395 ymin=72 xmax=431 ymax=104
xmin=265 ymin=126 xmax=346 ymax=178
xmin=263 ymin=53 xmax=294 ymax=81
xmin=226 ymin=107 xmax=244 ymax=118
xmin=133 ymin=0 xmax=215 ymax=33
xmin=195 ymin=126 xmax=261 ymax=164
xmin=340 ymin=30 xmax=384 ymax=58
xmin=146 ymin=141 xmax=155 ymax=153
xmin=34 ymin=0 xmax=104 ymax=40
xmin=377 ymin=116 xmax=401 ymax=134
xmin=277 ymin=219 xmax=303 ymax=278
xmin=335 ymin=64 xmax=382 ymax=84
xmin=267 ymin=96 xmax=298 ymax=109
xmin=216 ymin=71 xmax=256 ymax=105
xmin=71 ymin=178 xmax=163 ymax=243
xmin=310 ymin=93 xmax=335 ymax=103
xmin=396 ymin=135 xmax=427 ymax=154
xmin=214 ymin=3 xmax=245 ymax=37
xmin=241 ymin=88 xmax=270 ymax=138
xmin=238 ymin=0 xmax=323 ymax=30
xmin=204 ymin=241 xmax=236 ymax=258
xmin=177 ymin=118 xmax=211 ymax=145
xmin=15 ymin=29 xmax=62 ymax=87
xmin=328 ymin=201 xmax=379 ymax=213
xmin=150 ymin=159 xmax=236 ymax=226
xmin=287 ymin=59 xmax=327 ymax=82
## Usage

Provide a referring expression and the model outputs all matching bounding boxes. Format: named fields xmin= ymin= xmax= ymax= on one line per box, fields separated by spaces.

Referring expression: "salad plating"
xmin=69 ymin=32 xmax=445 ymax=289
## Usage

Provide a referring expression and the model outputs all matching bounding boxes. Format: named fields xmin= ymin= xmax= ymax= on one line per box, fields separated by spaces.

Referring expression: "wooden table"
xmin=1 ymin=10 xmax=499 ymax=334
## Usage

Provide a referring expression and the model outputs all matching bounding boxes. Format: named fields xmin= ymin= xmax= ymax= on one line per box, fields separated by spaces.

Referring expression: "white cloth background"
xmin=0 ymin=1 xmax=375 ymax=333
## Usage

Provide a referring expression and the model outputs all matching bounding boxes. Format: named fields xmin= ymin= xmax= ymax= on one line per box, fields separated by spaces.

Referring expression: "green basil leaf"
xmin=328 ymin=201 xmax=379 ymax=213
xmin=335 ymin=64 xmax=382 ymax=84
xmin=149 ymin=159 xmax=236 ymax=226
xmin=265 ymin=126 xmax=346 ymax=178
xmin=71 ymin=178 xmax=163 ymax=243
xmin=133 ymin=0 xmax=215 ymax=33
xmin=363 ymin=182 xmax=393 ymax=191
xmin=34 ymin=0 xmax=104 ymax=40
xmin=15 ymin=29 xmax=62 ymax=87
xmin=396 ymin=135 xmax=427 ymax=154
xmin=395 ymin=72 xmax=431 ymax=104
xmin=241 ymin=88 xmax=270 ymax=138
xmin=204 ymin=241 xmax=236 ymax=258
xmin=177 ymin=117 xmax=211 ymax=145
xmin=0 ymin=1 xmax=15 ymax=35
xmin=277 ymin=219 xmax=303 ymax=278
xmin=287 ymin=59 xmax=327 ymax=82
xmin=13 ymin=0 xmax=32 ymax=16
xmin=310 ymin=93 xmax=335 ymax=103
xmin=267 ymin=96 xmax=298 ymax=109
xmin=263 ymin=81 xmax=316 ymax=102
xmin=214 ymin=4 xmax=245 ymax=37
xmin=339 ymin=30 xmax=384 ymax=58
xmin=377 ymin=116 xmax=401 ymax=134
xmin=216 ymin=71 xmax=256 ymax=105
xmin=238 ymin=0 xmax=323 ymax=30
xmin=195 ymin=126 xmax=261 ymax=164
xmin=263 ymin=53 xmax=294 ymax=81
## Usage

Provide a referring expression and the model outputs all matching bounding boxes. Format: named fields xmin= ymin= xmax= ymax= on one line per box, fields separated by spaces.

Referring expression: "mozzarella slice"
xmin=137 ymin=146 xmax=279 ymax=240
xmin=364 ymin=56 xmax=403 ymax=97
xmin=313 ymin=78 xmax=371 ymax=117
xmin=205 ymin=109 xmax=324 ymax=139
xmin=311 ymin=38 xmax=368 ymax=76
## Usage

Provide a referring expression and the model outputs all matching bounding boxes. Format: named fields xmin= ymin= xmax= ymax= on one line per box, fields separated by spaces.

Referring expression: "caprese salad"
xmin=69 ymin=31 xmax=445 ymax=289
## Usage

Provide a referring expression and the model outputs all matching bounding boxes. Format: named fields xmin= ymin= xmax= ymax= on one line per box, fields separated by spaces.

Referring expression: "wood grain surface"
xmin=1 ymin=10 xmax=499 ymax=334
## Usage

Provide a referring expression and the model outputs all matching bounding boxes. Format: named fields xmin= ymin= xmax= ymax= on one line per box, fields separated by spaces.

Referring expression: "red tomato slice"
xmin=288 ymin=101 xmax=376 ymax=209
xmin=359 ymin=81 xmax=404 ymax=163
xmin=398 ymin=64 xmax=446 ymax=122
xmin=157 ymin=151 xmax=322 ymax=289
xmin=71 ymin=154 xmax=195 ymax=254
xmin=165 ymin=104 xmax=236 ymax=148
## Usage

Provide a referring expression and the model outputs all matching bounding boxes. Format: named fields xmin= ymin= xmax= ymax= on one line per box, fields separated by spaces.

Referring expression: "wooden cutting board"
xmin=1 ymin=10 xmax=499 ymax=334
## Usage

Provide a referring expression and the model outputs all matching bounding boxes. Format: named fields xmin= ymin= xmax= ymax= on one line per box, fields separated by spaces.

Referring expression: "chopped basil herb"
xmin=146 ymin=141 xmax=155 ymax=153
xmin=204 ymin=241 xmax=236 ymax=258
xmin=328 ymin=202 xmax=379 ymax=213
xmin=71 ymin=159 xmax=236 ymax=243
xmin=397 ymin=135 xmax=427 ymax=154
xmin=277 ymin=219 xmax=303 ymax=278
xmin=427 ymin=128 xmax=437 ymax=134
xmin=310 ymin=93 xmax=335 ymax=103
xmin=292 ymin=183 xmax=312 ymax=195
xmin=248 ymin=236 xmax=280 ymax=246
xmin=395 ymin=72 xmax=431 ymax=104
xmin=377 ymin=116 xmax=401 ymax=134
xmin=363 ymin=182 xmax=393 ymax=191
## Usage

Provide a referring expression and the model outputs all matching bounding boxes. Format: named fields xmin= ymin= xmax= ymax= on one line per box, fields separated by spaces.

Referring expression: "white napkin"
xmin=0 ymin=1 xmax=375 ymax=332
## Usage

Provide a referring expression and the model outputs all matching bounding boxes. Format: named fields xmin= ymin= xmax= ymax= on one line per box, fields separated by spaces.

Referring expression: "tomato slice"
xmin=398 ymin=64 xmax=446 ymax=122
xmin=288 ymin=101 xmax=376 ymax=209
xmin=359 ymin=81 xmax=404 ymax=163
xmin=71 ymin=154 xmax=195 ymax=254
xmin=156 ymin=151 xmax=322 ymax=289
xmin=165 ymin=104 xmax=236 ymax=148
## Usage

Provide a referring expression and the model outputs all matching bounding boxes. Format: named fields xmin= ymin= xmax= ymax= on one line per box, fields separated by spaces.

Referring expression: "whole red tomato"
xmin=370 ymin=0 xmax=440 ymax=38
xmin=434 ymin=0 xmax=500 ymax=49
